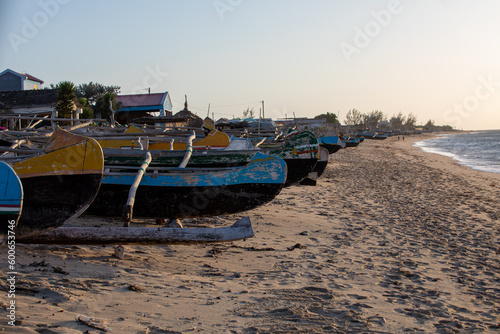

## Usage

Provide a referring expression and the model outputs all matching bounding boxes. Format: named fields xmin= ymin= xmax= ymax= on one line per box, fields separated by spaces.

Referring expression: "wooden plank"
xmin=0 ymin=139 xmax=26 ymax=157
xmin=17 ymin=216 xmax=254 ymax=245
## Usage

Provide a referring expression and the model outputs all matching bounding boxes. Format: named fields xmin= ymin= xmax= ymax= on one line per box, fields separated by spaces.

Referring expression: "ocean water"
xmin=414 ymin=130 xmax=500 ymax=174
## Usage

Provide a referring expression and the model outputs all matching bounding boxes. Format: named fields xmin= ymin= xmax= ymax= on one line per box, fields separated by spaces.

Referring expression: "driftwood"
xmin=25 ymin=115 xmax=49 ymax=130
xmin=16 ymin=216 xmax=254 ymax=245
xmin=1 ymin=121 xmax=96 ymax=140
xmin=0 ymin=139 xmax=27 ymax=157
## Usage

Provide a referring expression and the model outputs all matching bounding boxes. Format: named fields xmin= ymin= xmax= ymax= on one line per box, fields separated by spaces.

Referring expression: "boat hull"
xmin=10 ymin=128 xmax=104 ymax=237
xmin=299 ymin=146 xmax=329 ymax=186
xmin=105 ymin=149 xmax=313 ymax=187
xmin=372 ymin=135 xmax=388 ymax=140
xmin=318 ymin=136 xmax=342 ymax=154
xmin=262 ymin=130 xmax=319 ymax=186
xmin=104 ymin=130 xmax=318 ymax=187
xmin=17 ymin=173 xmax=102 ymax=236
xmin=342 ymin=141 xmax=360 ymax=147
xmin=87 ymin=153 xmax=286 ymax=219
xmin=0 ymin=161 xmax=23 ymax=243
xmin=283 ymin=158 xmax=317 ymax=186
xmin=87 ymin=182 xmax=283 ymax=219
xmin=319 ymin=143 xmax=342 ymax=154
xmin=104 ymin=149 xmax=255 ymax=169
xmin=315 ymin=146 xmax=329 ymax=178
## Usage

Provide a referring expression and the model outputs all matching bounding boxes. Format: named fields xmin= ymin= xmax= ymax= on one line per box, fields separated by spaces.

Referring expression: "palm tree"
xmin=55 ymin=81 xmax=76 ymax=120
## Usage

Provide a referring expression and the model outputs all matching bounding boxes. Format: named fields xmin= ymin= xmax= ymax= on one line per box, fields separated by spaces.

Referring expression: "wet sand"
xmin=1 ymin=133 xmax=499 ymax=333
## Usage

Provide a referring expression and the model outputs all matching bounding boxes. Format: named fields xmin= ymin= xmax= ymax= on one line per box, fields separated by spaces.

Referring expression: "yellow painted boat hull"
xmin=12 ymin=128 xmax=104 ymax=237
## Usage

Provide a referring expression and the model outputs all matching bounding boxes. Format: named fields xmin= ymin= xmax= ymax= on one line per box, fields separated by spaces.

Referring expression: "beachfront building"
xmin=0 ymin=89 xmax=56 ymax=129
xmin=114 ymin=92 xmax=172 ymax=124
xmin=133 ymin=95 xmax=203 ymax=129
xmin=0 ymin=69 xmax=44 ymax=91
xmin=0 ymin=89 xmax=83 ymax=129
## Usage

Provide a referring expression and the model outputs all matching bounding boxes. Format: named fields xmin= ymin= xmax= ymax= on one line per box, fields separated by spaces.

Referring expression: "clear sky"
xmin=1 ymin=0 xmax=499 ymax=130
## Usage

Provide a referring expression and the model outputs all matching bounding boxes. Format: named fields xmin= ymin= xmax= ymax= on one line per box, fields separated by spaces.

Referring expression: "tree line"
xmin=344 ymin=109 xmax=418 ymax=129
xmin=47 ymin=81 xmax=120 ymax=121
xmin=315 ymin=109 xmax=449 ymax=130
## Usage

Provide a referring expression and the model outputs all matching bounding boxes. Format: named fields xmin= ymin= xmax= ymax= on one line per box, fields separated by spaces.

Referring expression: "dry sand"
xmin=1 ymin=133 xmax=499 ymax=333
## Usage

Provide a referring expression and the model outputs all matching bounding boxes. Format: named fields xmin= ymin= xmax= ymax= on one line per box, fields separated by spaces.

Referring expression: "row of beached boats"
xmin=0 ymin=117 xmax=368 ymax=246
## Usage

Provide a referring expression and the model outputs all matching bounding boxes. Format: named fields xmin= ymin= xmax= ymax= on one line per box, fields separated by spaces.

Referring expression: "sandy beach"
xmin=1 ymin=133 xmax=499 ymax=333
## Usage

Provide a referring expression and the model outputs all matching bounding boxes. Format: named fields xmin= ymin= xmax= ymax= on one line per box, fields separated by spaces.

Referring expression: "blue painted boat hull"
xmin=87 ymin=183 xmax=284 ymax=219
xmin=341 ymin=138 xmax=361 ymax=147
xmin=86 ymin=153 xmax=287 ymax=219
xmin=318 ymin=136 xmax=343 ymax=154
xmin=0 ymin=161 xmax=23 ymax=243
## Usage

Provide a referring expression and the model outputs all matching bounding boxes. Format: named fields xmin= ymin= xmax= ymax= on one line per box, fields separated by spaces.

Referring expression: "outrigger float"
xmin=16 ymin=216 xmax=253 ymax=245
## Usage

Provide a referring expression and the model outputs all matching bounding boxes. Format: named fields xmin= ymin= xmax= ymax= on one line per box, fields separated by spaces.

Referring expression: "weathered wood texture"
xmin=17 ymin=217 xmax=254 ymax=245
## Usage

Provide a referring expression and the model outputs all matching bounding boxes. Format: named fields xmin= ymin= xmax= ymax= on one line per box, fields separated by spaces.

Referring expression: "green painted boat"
xmin=103 ymin=130 xmax=319 ymax=186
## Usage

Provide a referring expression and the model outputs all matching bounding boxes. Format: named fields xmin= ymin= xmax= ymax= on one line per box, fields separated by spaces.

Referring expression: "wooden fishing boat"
xmin=341 ymin=136 xmax=361 ymax=148
xmin=318 ymin=136 xmax=343 ymax=154
xmin=259 ymin=130 xmax=319 ymax=186
xmin=94 ymin=119 xmax=231 ymax=151
xmin=352 ymin=131 xmax=387 ymax=140
xmin=85 ymin=152 xmax=286 ymax=219
xmin=299 ymin=146 xmax=329 ymax=186
xmin=314 ymin=146 xmax=329 ymax=178
xmin=372 ymin=133 xmax=388 ymax=140
xmin=0 ymin=161 xmax=23 ymax=244
xmin=103 ymin=147 xmax=258 ymax=168
xmin=1 ymin=128 xmax=104 ymax=237
xmin=149 ymin=128 xmax=230 ymax=150
xmin=352 ymin=131 xmax=374 ymax=139
xmin=102 ymin=129 xmax=317 ymax=187
xmin=96 ymin=125 xmax=146 ymax=149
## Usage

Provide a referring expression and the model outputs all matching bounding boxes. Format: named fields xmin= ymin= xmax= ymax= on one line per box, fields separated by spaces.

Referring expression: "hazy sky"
xmin=1 ymin=0 xmax=499 ymax=130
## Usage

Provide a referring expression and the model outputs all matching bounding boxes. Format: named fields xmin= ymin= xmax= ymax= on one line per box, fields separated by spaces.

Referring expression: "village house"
xmin=0 ymin=89 xmax=83 ymax=129
xmin=114 ymin=92 xmax=172 ymax=124
xmin=129 ymin=95 xmax=203 ymax=129
xmin=0 ymin=69 xmax=44 ymax=91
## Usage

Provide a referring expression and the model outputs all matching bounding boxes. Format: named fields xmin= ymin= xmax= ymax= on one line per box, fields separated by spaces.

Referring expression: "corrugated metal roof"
xmin=22 ymin=72 xmax=44 ymax=84
xmin=116 ymin=93 xmax=166 ymax=107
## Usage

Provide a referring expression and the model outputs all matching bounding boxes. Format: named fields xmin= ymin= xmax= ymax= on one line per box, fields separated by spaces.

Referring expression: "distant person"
xmin=398 ymin=136 xmax=400 ymax=140
xmin=403 ymin=136 xmax=405 ymax=141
